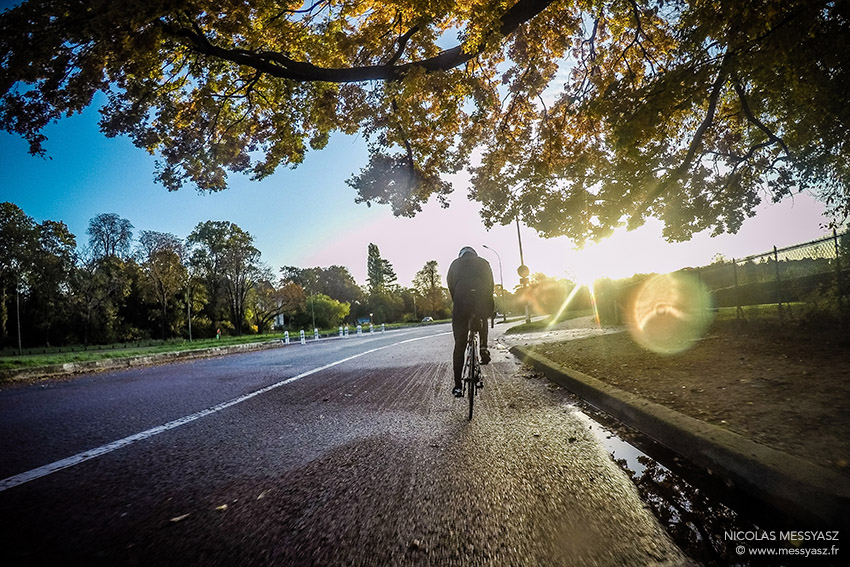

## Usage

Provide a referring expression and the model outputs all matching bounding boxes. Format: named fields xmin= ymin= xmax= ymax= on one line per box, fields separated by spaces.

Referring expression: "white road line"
xmin=0 ymin=332 xmax=451 ymax=493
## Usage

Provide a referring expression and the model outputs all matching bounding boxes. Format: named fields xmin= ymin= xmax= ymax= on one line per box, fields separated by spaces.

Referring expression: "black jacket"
xmin=447 ymin=253 xmax=495 ymax=317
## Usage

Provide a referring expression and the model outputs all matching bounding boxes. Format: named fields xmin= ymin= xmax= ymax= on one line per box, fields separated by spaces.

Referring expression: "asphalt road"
xmin=0 ymin=324 xmax=690 ymax=566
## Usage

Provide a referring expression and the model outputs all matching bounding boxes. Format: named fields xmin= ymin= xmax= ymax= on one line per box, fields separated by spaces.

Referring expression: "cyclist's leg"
xmin=451 ymin=312 xmax=467 ymax=396
xmin=478 ymin=316 xmax=491 ymax=365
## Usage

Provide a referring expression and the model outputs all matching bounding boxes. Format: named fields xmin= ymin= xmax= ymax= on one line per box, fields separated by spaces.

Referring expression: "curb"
xmin=510 ymin=344 xmax=850 ymax=532
xmin=0 ymin=341 xmax=284 ymax=383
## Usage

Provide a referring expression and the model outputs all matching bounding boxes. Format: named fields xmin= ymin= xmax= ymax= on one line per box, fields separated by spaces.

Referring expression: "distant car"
xmin=421 ymin=316 xmax=433 ymax=322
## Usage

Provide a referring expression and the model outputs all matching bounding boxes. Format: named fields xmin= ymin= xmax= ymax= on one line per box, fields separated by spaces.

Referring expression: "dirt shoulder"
xmin=508 ymin=316 xmax=850 ymax=478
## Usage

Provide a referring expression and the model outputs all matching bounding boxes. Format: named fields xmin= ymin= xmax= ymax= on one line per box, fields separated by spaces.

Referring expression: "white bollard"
xmin=314 ymin=328 xmax=319 ymax=340
xmin=369 ymin=323 xmax=374 ymax=334
xmin=339 ymin=326 xmax=343 ymax=337
xmin=356 ymin=324 xmax=362 ymax=336
xmin=284 ymin=331 xmax=290 ymax=345
xmin=344 ymin=325 xmax=349 ymax=337
xmin=300 ymin=330 xmax=306 ymax=345
xmin=381 ymin=323 xmax=385 ymax=333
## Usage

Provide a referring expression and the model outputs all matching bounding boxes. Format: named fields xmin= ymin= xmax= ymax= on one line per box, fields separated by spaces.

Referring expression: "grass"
xmin=0 ymin=334 xmax=286 ymax=370
xmin=0 ymin=319 xmax=455 ymax=372
xmin=503 ymin=309 xmax=593 ymax=335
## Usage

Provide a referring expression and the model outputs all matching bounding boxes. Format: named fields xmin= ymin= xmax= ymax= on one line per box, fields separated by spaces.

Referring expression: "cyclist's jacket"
xmin=447 ymin=253 xmax=495 ymax=318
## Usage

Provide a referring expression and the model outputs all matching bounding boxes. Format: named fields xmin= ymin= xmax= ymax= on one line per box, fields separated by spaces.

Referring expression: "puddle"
xmin=569 ymin=403 xmax=840 ymax=566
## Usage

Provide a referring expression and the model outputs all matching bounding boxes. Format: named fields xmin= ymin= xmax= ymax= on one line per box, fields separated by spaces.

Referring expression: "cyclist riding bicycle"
xmin=447 ymin=246 xmax=495 ymax=398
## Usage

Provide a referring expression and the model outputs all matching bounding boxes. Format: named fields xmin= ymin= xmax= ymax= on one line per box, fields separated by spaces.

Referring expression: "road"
xmin=0 ymin=324 xmax=690 ymax=566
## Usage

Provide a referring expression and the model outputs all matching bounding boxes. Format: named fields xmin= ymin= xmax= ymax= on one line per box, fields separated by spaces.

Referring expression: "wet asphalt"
xmin=0 ymin=324 xmax=691 ymax=566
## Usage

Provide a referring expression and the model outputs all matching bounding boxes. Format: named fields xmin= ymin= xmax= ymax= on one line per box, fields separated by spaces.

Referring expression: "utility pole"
xmin=482 ymin=244 xmax=506 ymax=322
xmin=516 ymin=217 xmax=531 ymax=323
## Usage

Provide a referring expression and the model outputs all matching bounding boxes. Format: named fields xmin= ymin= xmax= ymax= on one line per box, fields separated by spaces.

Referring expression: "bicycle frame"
xmin=462 ymin=317 xmax=483 ymax=420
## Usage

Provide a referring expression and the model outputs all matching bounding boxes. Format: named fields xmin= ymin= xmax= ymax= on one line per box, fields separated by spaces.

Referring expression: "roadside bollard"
xmin=314 ymin=328 xmax=319 ymax=340
xmin=300 ymin=330 xmax=306 ymax=345
xmin=369 ymin=324 xmax=374 ymax=334
xmin=356 ymin=324 xmax=362 ymax=336
xmin=284 ymin=331 xmax=290 ymax=345
xmin=339 ymin=326 xmax=343 ymax=337
xmin=381 ymin=324 xmax=385 ymax=333
xmin=344 ymin=325 xmax=349 ymax=337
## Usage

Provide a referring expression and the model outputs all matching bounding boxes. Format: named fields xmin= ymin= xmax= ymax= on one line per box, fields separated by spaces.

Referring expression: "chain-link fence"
xmin=686 ymin=229 xmax=849 ymax=325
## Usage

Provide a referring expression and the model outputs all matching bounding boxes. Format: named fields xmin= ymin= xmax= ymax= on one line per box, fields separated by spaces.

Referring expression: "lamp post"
xmin=516 ymin=217 xmax=531 ymax=323
xmin=482 ymin=244 xmax=506 ymax=322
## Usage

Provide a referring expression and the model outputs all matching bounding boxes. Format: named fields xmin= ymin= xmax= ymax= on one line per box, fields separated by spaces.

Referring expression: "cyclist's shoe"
xmin=452 ymin=386 xmax=463 ymax=398
xmin=480 ymin=348 xmax=491 ymax=365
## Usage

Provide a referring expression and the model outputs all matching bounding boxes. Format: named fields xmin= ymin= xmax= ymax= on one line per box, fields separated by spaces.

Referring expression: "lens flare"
xmin=628 ymin=273 xmax=714 ymax=355
xmin=546 ymin=283 xmax=587 ymax=330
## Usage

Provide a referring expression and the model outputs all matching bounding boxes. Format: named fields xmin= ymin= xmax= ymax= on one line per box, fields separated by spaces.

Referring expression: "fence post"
xmin=835 ymin=228 xmax=846 ymax=315
xmin=774 ymin=246 xmax=785 ymax=326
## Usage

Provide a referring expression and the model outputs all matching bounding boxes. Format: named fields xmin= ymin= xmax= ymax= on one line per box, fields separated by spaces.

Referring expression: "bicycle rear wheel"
xmin=467 ymin=339 xmax=477 ymax=420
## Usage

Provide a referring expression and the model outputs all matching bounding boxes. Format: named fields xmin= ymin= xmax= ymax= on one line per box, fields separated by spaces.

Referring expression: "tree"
xmin=0 ymin=0 xmax=850 ymax=244
xmin=248 ymin=265 xmax=288 ymax=333
xmin=366 ymin=243 xmax=398 ymax=295
xmin=4 ymin=1 xmax=846 ymax=242
xmin=86 ymin=213 xmax=134 ymax=260
xmin=188 ymin=220 xmax=231 ymax=334
xmin=28 ymin=219 xmax=77 ymax=345
xmin=0 ymin=202 xmax=37 ymax=348
xmin=220 ymin=225 xmax=261 ymax=335
xmin=307 ymin=294 xmax=350 ymax=329
xmin=317 ymin=265 xmax=364 ymax=305
xmin=137 ymin=230 xmax=187 ymax=339
xmin=277 ymin=281 xmax=307 ymax=327
xmin=71 ymin=252 xmax=135 ymax=345
xmin=412 ymin=260 xmax=447 ymax=317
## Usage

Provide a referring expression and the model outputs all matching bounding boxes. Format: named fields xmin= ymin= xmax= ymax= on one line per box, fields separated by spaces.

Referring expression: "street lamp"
xmin=482 ymin=244 xmax=506 ymax=322
xmin=516 ymin=217 xmax=531 ymax=324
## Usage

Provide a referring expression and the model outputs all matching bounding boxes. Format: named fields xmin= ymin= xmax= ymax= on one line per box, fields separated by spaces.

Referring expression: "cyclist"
xmin=447 ymin=246 xmax=495 ymax=397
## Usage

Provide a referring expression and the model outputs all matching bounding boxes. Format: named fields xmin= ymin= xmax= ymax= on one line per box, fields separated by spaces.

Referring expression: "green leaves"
xmin=2 ymin=0 xmax=848 ymax=242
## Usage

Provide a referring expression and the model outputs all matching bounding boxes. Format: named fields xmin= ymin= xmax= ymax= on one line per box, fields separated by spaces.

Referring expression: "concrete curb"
xmin=0 ymin=341 xmax=284 ymax=383
xmin=510 ymin=344 xmax=850 ymax=532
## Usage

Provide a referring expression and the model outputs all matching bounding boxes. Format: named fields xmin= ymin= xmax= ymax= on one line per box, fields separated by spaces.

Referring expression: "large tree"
xmin=188 ymin=220 xmax=260 ymax=335
xmin=0 ymin=203 xmax=77 ymax=348
xmin=86 ymin=213 xmax=134 ymax=260
xmin=366 ymin=243 xmax=398 ymax=295
xmin=412 ymin=260 xmax=447 ymax=317
xmin=2 ymin=0 xmax=847 ymax=242
xmin=137 ymin=230 xmax=187 ymax=339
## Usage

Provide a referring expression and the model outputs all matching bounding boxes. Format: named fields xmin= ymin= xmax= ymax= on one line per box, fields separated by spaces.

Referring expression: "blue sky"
xmin=0 ymin=0 xmax=839 ymax=291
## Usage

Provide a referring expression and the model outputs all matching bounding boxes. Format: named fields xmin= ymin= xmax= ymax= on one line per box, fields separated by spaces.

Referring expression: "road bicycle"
xmin=461 ymin=317 xmax=485 ymax=420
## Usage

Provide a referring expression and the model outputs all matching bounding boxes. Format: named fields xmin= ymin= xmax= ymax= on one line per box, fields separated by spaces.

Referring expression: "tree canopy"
xmin=1 ymin=0 xmax=848 ymax=242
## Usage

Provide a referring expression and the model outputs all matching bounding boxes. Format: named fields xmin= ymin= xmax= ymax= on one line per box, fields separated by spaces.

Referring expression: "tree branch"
xmin=633 ymin=52 xmax=730 ymax=219
xmin=158 ymin=0 xmax=556 ymax=83
xmin=731 ymin=75 xmax=789 ymax=156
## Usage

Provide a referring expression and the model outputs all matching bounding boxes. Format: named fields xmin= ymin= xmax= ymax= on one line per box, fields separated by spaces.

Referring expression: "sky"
xmin=0 ymin=1 xmax=840 ymax=292
xmin=0 ymin=98 xmax=837 ymax=293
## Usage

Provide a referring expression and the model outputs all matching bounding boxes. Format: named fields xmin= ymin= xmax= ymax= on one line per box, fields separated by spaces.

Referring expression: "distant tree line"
xmin=2 ymin=202 xmax=520 ymax=350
